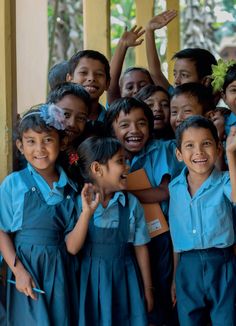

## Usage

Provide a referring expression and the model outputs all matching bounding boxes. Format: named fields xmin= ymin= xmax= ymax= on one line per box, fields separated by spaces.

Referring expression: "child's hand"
xmin=120 ymin=25 xmax=145 ymax=48
xmin=15 ymin=267 xmax=37 ymax=300
xmin=81 ymin=183 xmax=100 ymax=216
xmin=144 ymin=287 xmax=154 ymax=312
xmin=146 ymin=9 xmax=177 ymax=32
xmin=226 ymin=126 xmax=236 ymax=153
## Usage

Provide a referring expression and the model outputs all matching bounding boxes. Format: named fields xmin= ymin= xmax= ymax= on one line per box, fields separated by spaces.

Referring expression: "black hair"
xmin=120 ymin=67 xmax=154 ymax=87
xmin=105 ymin=97 xmax=154 ymax=137
xmin=222 ymin=64 xmax=236 ymax=93
xmin=171 ymin=82 xmax=215 ymax=114
xmin=135 ymin=84 xmax=170 ymax=101
xmin=73 ymin=136 xmax=122 ymax=185
xmin=172 ymin=48 xmax=217 ymax=80
xmin=15 ymin=105 xmax=64 ymax=141
xmin=68 ymin=49 xmax=110 ymax=82
xmin=48 ymin=61 xmax=69 ymax=90
xmin=175 ymin=115 xmax=219 ymax=150
xmin=47 ymin=82 xmax=91 ymax=114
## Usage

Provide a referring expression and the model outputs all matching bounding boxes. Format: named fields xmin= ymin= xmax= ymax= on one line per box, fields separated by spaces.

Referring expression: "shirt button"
xmin=67 ymin=195 xmax=71 ymax=199
xmin=193 ymin=229 xmax=196 ymax=234
xmin=49 ymin=192 xmax=53 ymax=197
xmin=31 ymin=187 xmax=36 ymax=192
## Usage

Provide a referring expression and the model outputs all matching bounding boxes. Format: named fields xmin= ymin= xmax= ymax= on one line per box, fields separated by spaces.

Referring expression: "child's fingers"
xmin=26 ymin=284 xmax=37 ymax=300
xmin=134 ymin=39 xmax=144 ymax=46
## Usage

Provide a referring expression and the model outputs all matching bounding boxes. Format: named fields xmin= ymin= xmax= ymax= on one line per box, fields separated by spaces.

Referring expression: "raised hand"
xmin=120 ymin=25 xmax=145 ymax=48
xmin=146 ymin=9 xmax=177 ymax=31
xmin=81 ymin=183 xmax=100 ymax=216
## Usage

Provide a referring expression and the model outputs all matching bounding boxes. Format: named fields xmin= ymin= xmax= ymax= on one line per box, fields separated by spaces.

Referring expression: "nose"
xmin=67 ymin=116 xmax=76 ymax=128
xmin=176 ymin=110 xmax=184 ymax=123
xmin=132 ymin=85 xmax=140 ymax=96
xmin=130 ymin=122 xmax=139 ymax=133
xmin=35 ymin=142 xmax=45 ymax=152
xmin=174 ymin=74 xmax=181 ymax=86
xmin=87 ymin=72 xmax=96 ymax=82
xmin=153 ymin=104 xmax=161 ymax=113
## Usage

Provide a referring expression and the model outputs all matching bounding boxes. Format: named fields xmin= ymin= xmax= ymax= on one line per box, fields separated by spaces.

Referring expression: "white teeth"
xmin=126 ymin=137 xmax=141 ymax=142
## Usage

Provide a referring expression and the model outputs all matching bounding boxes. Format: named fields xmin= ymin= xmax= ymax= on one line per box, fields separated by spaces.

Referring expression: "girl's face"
xmin=112 ymin=108 xmax=150 ymax=154
xmin=56 ymin=94 xmax=88 ymax=143
xmin=98 ymin=148 xmax=129 ymax=193
xmin=144 ymin=91 xmax=170 ymax=131
xmin=176 ymin=127 xmax=220 ymax=181
xmin=170 ymin=94 xmax=204 ymax=132
xmin=120 ymin=71 xmax=151 ymax=97
xmin=16 ymin=129 xmax=60 ymax=176
xmin=223 ymin=80 xmax=236 ymax=114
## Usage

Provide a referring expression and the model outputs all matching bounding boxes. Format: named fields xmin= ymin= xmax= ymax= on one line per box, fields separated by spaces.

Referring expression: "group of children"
xmin=1 ymin=9 xmax=236 ymax=326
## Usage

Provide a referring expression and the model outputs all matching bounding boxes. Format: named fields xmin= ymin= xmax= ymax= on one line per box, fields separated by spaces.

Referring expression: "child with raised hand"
xmin=211 ymin=60 xmax=236 ymax=136
xmin=136 ymin=84 xmax=174 ymax=140
xmin=145 ymin=9 xmax=177 ymax=91
xmin=0 ymin=105 xmax=79 ymax=325
xmin=66 ymin=50 xmax=110 ymax=135
xmin=105 ymin=97 xmax=178 ymax=326
xmin=169 ymin=116 xmax=236 ymax=326
xmin=107 ymin=25 xmax=154 ymax=103
xmin=66 ymin=136 xmax=153 ymax=326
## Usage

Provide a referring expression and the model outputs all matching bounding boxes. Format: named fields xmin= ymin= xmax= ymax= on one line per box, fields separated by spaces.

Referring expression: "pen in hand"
xmin=7 ymin=279 xmax=45 ymax=294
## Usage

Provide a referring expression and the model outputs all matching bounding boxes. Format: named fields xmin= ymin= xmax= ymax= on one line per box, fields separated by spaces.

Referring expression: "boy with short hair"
xmin=169 ymin=115 xmax=236 ymax=326
xmin=67 ymin=50 xmax=110 ymax=136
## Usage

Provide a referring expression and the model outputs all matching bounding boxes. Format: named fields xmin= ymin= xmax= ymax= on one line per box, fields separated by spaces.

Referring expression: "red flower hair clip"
xmin=69 ymin=152 xmax=79 ymax=166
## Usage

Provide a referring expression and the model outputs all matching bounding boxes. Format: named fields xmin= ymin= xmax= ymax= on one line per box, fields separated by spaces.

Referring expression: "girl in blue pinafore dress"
xmin=66 ymin=136 xmax=153 ymax=326
xmin=0 ymin=105 xmax=79 ymax=325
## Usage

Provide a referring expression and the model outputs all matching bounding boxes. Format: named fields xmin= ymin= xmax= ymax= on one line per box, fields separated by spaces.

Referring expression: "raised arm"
xmin=66 ymin=183 xmax=100 ymax=254
xmin=226 ymin=126 xmax=236 ymax=202
xmin=107 ymin=25 xmax=145 ymax=104
xmin=145 ymin=10 xmax=177 ymax=90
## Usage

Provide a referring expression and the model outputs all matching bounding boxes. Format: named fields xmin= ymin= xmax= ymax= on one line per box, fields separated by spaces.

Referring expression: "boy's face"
xmin=144 ymin=91 xmax=170 ymax=131
xmin=173 ymin=59 xmax=200 ymax=87
xmin=176 ymin=127 xmax=220 ymax=180
xmin=121 ymin=71 xmax=151 ymax=97
xmin=223 ymin=80 xmax=236 ymax=114
xmin=170 ymin=94 xmax=204 ymax=132
xmin=112 ymin=108 xmax=149 ymax=154
xmin=56 ymin=94 xmax=88 ymax=143
xmin=67 ymin=57 xmax=109 ymax=101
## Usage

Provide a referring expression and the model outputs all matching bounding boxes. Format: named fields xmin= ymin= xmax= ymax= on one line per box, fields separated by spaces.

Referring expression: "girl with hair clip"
xmin=66 ymin=136 xmax=153 ymax=326
xmin=0 ymin=104 xmax=79 ymax=325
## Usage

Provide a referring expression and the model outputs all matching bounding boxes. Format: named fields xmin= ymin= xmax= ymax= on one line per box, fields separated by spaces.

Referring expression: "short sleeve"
xmin=128 ymin=193 xmax=150 ymax=246
xmin=0 ymin=173 xmax=27 ymax=232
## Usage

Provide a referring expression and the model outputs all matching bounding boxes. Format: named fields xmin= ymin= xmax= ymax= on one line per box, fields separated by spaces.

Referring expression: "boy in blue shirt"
xmin=66 ymin=50 xmax=110 ymax=136
xmin=169 ymin=115 xmax=236 ymax=326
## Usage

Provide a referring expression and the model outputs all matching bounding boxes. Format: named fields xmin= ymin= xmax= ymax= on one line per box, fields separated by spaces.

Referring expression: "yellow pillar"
xmin=83 ymin=0 xmax=110 ymax=104
xmin=0 ymin=0 xmax=16 ymax=181
xmin=135 ymin=0 xmax=154 ymax=68
xmin=83 ymin=0 xmax=110 ymax=59
xmin=166 ymin=0 xmax=180 ymax=84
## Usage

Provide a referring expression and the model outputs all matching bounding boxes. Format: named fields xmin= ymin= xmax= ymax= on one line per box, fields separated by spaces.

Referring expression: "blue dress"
xmin=6 ymin=168 xmax=79 ymax=326
xmin=78 ymin=194 xmax=148 ymax=326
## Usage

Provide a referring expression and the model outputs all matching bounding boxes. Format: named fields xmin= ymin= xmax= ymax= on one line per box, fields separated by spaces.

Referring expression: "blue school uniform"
xmin=130 ymin=139 xmax=178 ymax=326
xmin=169 ymin=167 xmax=236 ymax=325
xmin=76 ymin=192 xmax=150 ymax=326
xmin=225 ymin=111 xmax=236 ymax=136
xmin=0 ymin=164 xmax=79 ymax=326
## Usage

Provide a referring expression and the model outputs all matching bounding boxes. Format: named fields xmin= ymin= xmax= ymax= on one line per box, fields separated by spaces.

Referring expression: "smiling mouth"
xmin=84 ymin=85 xmax=98 ymax=93
xmin=192 ymin=158 xmax=208 ymax=164
xmin=126 ymin=136 xmax=143 ymax=143
xmin=154 ymin=115 xmax=164 ymax=121
xmin=35 ymin=156 xmax=47 ymax=160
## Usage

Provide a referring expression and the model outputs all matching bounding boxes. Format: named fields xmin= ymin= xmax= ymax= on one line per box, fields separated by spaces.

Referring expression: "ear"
xmin=16 ymin=139 xmax=24 ymax=154
xmin=201 ymin=75 xmax=212 ymax=87
xmin=90 ymin=161 xmax=103 ymax=177
xmin=66 ymin=73 xmax=73 ymax=82
xmin=175 ymin=147 xmax=183 ymax=162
